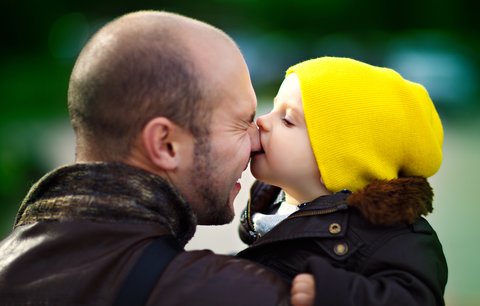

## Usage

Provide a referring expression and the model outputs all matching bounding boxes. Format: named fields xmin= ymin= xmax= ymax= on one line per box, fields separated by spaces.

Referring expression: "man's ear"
xmin=142 ymin=117 xmax=182 ymax=171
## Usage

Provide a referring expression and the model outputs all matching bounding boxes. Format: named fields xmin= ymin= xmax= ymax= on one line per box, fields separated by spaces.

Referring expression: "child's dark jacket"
xmin=238 ymin=178 xmax=448 ymax=306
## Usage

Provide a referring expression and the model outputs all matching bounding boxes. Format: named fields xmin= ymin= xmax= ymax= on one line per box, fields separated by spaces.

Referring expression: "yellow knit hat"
xmin=286 ymin=57 xmax=443 ymax=192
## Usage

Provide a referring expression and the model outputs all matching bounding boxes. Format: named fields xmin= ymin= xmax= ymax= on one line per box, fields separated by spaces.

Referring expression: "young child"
xmin=237 ymin=57 xmax=448 ymax=306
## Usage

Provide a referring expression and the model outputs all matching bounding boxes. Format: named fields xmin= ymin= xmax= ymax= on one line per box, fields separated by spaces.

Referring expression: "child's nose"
xmin=256 ymin=115 xmax=269 ymax=131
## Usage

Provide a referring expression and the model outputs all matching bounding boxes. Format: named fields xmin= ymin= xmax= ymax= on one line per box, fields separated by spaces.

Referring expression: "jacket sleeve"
xmin=305 ymin=230 xmax=448 ymax=306
xmin=149 ymin=250 xmax=290 ymax=306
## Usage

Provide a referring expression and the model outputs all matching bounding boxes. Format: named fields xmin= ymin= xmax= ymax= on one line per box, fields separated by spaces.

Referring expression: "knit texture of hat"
xmin=286 ymin=57 xmax=443 ymax=192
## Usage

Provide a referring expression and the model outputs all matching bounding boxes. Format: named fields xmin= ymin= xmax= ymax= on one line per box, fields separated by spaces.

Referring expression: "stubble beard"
xmin=191 ymin=136 xmax=234 ymax=225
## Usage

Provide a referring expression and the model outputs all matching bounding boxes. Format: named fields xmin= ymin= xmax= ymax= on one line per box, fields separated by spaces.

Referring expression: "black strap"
xmin=113 ymin=235 xmax=182 ymax=306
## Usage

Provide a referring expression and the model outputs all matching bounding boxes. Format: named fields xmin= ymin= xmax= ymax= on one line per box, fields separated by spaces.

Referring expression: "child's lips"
xmin=251 ymin=148 xmax=265 ymax=157
xmin=251 ymin=138 xmax=265 ymax=157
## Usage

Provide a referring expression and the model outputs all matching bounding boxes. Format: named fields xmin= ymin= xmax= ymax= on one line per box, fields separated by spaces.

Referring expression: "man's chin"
xmin=196 ymin=197 xmax=235 ymax=226
xmin=197 ymin=211 xmax=234 ymax=225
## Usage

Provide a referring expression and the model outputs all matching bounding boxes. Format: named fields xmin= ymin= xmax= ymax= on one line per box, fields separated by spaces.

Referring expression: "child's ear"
xmin=141 ymin=117 xmax=183 ymax=171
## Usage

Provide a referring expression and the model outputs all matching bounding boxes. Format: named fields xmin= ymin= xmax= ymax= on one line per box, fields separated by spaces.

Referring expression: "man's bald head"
xmin=68 ymin=11 xmax=240 ymax=160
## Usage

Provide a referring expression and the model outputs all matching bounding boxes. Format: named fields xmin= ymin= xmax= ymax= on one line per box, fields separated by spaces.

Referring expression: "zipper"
xmin=245 ymin=204 xmax=255 ymax=232
xmin=245 ymin=193 xmax=350 ymax=241
xmin=246 ymin=202 xmax=350 ymax=244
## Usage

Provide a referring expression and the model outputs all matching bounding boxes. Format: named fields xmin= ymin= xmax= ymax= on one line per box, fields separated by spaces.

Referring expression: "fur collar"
xmin=347 ymin=177 xmax=433 ymax=225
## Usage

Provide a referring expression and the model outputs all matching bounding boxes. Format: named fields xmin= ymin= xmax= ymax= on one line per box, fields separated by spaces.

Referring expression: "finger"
xmin=293 ymin=273 xmax=315 ymax=284
xmin=291 ymin=281 xmax=312 ymax=295
xmin=291 ymin=292 xmax=314 ymax=306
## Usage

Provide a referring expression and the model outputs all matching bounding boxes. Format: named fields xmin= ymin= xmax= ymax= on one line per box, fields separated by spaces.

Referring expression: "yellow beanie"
xmin=286 ymin=57 xmax=443 ymax=192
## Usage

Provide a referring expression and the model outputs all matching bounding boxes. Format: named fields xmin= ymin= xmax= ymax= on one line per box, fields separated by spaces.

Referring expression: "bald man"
xmin=0 ymin=11 xmax=290 ymax=305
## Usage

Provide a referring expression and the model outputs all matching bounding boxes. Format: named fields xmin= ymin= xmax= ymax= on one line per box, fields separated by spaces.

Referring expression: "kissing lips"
xmin=252 ymin=149 xmax=264 ymax=155
xmin=251 ymin=142 xmax=265 ymax=157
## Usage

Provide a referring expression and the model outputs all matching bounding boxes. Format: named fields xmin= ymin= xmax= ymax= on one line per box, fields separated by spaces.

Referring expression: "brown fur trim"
xmin=347 ymin=177 xmax=433 ymax=225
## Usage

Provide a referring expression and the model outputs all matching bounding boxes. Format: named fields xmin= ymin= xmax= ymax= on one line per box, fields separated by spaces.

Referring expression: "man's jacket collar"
xmin=15 ymin=162 xmax=197 ymax=246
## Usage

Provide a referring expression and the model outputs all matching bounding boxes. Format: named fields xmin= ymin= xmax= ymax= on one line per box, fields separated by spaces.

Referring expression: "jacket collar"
xmin=296 ymin=177 xmax=434 ymax=225
xmin=243 ymin=177 xmax=434 ymax=248
xmin=15 ymin=162 xmax=197 ymax=246
xmin=250 ymin=177 xmax=434 ymax=226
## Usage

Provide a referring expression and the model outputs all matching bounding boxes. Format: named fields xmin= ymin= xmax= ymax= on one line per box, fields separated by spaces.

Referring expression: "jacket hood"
xmin=347 ymin=176 xmax=434 ymax=225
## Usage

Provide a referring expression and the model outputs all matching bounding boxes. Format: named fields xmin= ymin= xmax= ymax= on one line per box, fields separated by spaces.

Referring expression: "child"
xmin=237 ymin=57 xmax=448 ymax=306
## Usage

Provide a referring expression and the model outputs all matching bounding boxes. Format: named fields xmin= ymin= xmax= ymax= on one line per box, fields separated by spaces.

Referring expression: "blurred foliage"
xmin=0 ymin=0 xmax=479 ymax=304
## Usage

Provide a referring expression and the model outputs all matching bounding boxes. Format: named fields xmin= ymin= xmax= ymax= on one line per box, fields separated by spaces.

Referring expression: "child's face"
xmin=251 ymin=74 xmax=324 ymax=203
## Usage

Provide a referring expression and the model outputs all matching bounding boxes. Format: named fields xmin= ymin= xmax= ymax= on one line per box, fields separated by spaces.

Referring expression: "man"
xmin=0 ymin=11 xmax=290 ymax=305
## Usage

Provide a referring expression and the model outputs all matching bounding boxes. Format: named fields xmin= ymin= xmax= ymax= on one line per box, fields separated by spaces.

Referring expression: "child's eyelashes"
xmin=281 ymin=117 xmax=294 ymax=127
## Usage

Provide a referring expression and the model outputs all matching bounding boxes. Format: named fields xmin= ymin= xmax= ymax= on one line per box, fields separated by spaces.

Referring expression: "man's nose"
xmin=248 ymin=123 xmax=261 ymax=153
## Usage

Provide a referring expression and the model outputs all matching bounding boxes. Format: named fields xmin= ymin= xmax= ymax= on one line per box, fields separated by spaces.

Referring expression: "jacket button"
xmin=329 ymin=223 xmax=342 ymax=234
xmin=334 ymin=243 xmax=348 ymax=256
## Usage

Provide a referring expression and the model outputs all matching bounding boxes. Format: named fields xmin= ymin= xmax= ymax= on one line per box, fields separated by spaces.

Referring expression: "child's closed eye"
xmin=282 ymin=117 xmax=294 ymax=127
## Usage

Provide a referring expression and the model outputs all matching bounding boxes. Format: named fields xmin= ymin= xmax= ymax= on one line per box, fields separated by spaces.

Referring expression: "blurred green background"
xmin=1 ymin=1 xmax=479 ymax=305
